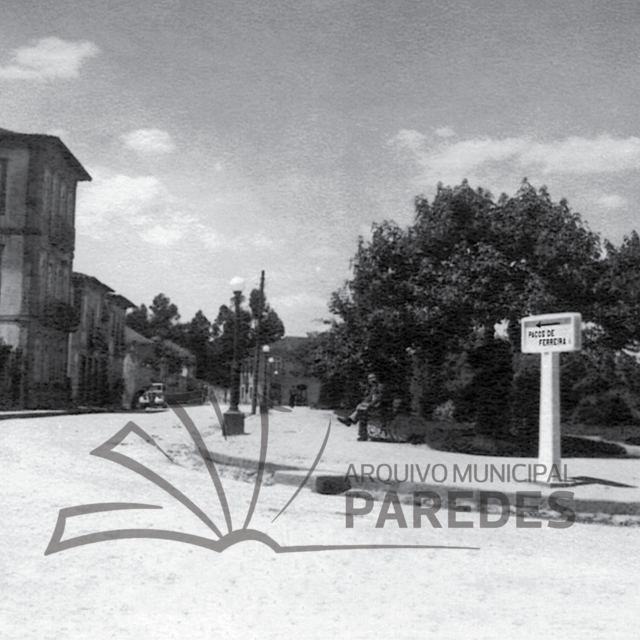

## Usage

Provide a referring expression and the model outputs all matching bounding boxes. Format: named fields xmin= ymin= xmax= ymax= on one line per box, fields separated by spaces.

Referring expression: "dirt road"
xmin=1 ymin=410 xmax=638 ymax=639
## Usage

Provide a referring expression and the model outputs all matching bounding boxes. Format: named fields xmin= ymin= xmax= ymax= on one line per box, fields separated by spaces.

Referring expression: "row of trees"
xmin=126 ymin=288 xmax=285 ymax=388
xmin=307 ymin=179 xmax=640 ymax=434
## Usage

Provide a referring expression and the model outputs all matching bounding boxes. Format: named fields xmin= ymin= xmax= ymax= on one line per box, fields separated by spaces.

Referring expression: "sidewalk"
xmin=0 ymin=409 xmax=72 ymax=420
xmin=0 ymin=407 xmax=112 ymax=420
xmin=5 ymin=403 xmax=639 ymax=517
xmin=188 ymin=404 xmax=640 ymax=518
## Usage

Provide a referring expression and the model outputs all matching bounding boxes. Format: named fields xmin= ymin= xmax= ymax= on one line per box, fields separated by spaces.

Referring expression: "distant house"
xmin=121 ymin=325 xmax=197 ymax=409
xmin=153 ymin=338 xmax=197 ymax=393
xmin=68 ymin=273 xmax=134 ymax=407
xmin=240 ymin=336 xmax=321 ymax=408
xmin=0 ymin=128 xmax=91 ymax=408
xmin=122 ymin=326 xmax=155 ymax=409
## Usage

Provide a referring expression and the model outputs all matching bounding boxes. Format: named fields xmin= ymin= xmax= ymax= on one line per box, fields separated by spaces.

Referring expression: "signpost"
xmin=520 ymin=313 xmax=582 ymax=479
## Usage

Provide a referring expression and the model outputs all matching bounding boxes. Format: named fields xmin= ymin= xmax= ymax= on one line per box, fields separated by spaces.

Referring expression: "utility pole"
xmin=250 ymin=270 xmax=265 ymax=415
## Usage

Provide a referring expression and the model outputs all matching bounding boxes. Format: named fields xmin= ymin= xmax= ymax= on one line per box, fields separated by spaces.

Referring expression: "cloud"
xmin=77 ymin=170 xmax=190 ymax=244
xmin=199 ymin=230 xmax=222 ymax=249
xmin=270 ymin=291 xmax=330 ymax=328
xmin=391 ymin=129 xmax=427 ymax=152
xmin=392 ymin=132 xmax=640 ymax=197
xmin=519 ymin=137 xmax=640 ymax=175
xmin=434 ymin=126 xmax=455 ymax=139
xmin=77 ymin=168 xmax=232 ymax=251
xmin=78 ymin=172 xmax=168 ymax=232
xmin=121 ymin=128 xmax=176 ymax=156
xmin=248 ymin=233 xmax=275 ymax=248
xmin=139 ymin=223 xmax=188 ymax=246
xmin=0 ymin=37 xmax=99 ymax=80
xmin=597 ymin=194 xmax=627 ymax=210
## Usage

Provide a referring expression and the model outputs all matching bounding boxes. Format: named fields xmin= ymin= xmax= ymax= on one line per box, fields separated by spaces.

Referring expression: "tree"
xmin=249 ymin=288 xmax=285 ymax=346
xmin=323 ymin=179 xmax=619 ymax=434
xmin=126 ymin=303 xmax=151 ymax=338
xmin=410 ymin=180 xmax=602 ymax=349
xmin=211 ymin=301 xmax=253 ymax=388
xmin=296 ymin=325 xmax=366 ymax=409
xmin=149 ymin=293 xmax=181 ymax=340
xmin=182 ymin=310 xmax=217 ymax=381
xmin=126 ymin=294 xmax=183 ymax=342
xmin=208 ymin=287 xmax=285 ymax=392
xmin=593 ymin=231 xmax=640 ymax=351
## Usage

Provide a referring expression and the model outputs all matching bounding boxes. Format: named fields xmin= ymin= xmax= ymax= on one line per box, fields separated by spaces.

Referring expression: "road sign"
xmin=521 ymin=312 xmax=582 ymax=354
xmin=520 ymin=312 xmax=582 ymax=479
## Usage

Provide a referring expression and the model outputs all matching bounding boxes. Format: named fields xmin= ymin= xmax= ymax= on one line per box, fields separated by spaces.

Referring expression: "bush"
xmin=571 ymin=390 xmax=640 ymax=426
xmin=511 ymin=354 xmax=540 ymax=435
xmin=459 ymin=339 xmax=514 ymax=438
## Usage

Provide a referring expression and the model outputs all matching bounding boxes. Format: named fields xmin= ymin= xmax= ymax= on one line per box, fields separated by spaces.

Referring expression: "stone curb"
xmin=0 ymin=408 xmax=167 ymax=421
xmin=0 ymin=410 xmax=86 ymax=421
xmin=208 ymin=451 xmax=307 ymax=474
xmin=272 ymin=468 xmax=640 ymax=517
xmin=200 ymin=445 xmax=640 ymax=517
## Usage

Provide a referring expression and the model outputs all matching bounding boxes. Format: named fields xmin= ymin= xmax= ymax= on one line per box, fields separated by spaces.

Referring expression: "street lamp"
xmin=267 ymin=357 xmax=275 ymax=401
xmin=225 ymin=276 xmax=245 ymax=435
xmin=261 ymin=344 xmax=270 ymax=407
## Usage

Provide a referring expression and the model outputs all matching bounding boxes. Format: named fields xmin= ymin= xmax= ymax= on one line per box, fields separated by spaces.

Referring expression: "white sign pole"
xmin=521 ymin=312 xmax=581 ymax=481
xmin=539 ymin=351 xmax=561 ymax=473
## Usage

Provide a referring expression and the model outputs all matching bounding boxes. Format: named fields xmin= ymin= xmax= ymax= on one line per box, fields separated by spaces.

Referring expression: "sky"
xmin=1 ymin=0 xmax=640 ymax=336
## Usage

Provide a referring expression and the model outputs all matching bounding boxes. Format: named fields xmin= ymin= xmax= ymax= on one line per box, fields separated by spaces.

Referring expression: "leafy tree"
xmin=296 ymin=326 xmax=366 ymax=409
xmin=410 ymin=180 xmax=601 ymax=349
xmin=126 ymin=295 xmax=183 ymax=342
xmin=126 ymin=303 xmax=151 ymax=338
xmin=249 ymin=288 xmax=285 ymax=346
xmin=593 ymin=231 xmax=640 ymax=351
xmin=124 ymin=289 xmax=285 ymax=389
xmin=211 ymin=300 xmax=252 ymax=388
xmin=208 ymin=287 xmax=285 ymax=391
xmin=182 ymin=310 xmax=217 ymax=381
xmin=149 ymin=293 xmax=181 ymax=340
xmin=323 ymin=179 xmax=627 ymax=434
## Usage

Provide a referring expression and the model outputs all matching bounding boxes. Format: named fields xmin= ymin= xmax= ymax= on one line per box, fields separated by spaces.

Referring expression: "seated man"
xmin=337 ymin=373 xmax=385 ymax=441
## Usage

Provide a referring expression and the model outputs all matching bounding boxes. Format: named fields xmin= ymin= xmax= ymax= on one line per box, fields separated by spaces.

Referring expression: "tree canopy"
xmin=211 ymin=288 xmax=286 ymax=388
xmin=316 ymin=179 xmax=640 ymax=429
xmin=125 ymin=288 xmax=285 ymax=387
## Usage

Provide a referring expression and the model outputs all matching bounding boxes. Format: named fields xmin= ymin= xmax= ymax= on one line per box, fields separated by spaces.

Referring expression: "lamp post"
xmin=261 ymin=344 xmax=270 ymax=407
xmin=267 ymin=357 xmax=274 ymax=401
xmin=225 ymin=276 xmax=245 ymax=435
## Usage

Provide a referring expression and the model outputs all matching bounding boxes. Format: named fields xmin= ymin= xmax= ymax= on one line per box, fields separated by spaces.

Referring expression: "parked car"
xmin=138 ymin=383 xmax=167 ymax=410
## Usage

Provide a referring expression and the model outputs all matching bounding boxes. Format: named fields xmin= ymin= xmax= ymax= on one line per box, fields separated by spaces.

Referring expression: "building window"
xmin=0 ymin=158 xmax=7 ymax=216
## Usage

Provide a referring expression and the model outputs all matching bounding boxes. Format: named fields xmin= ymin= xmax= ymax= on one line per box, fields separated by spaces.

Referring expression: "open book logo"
xmin=45 ymin=391 xmax=477 ymax=556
